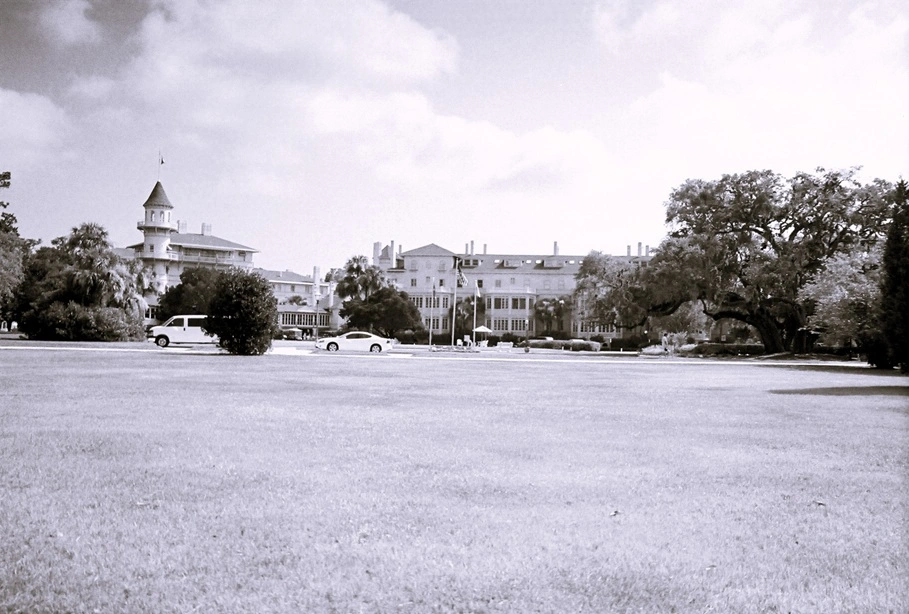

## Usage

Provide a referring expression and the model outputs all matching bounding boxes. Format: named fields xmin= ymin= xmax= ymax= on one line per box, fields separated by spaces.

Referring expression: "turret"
xmin=137 ymin=182 xmax=177 ymax=292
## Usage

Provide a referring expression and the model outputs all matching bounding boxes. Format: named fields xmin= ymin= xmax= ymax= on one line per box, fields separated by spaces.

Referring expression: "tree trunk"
xmin=748 ymin=311 xmax=787 ymax=354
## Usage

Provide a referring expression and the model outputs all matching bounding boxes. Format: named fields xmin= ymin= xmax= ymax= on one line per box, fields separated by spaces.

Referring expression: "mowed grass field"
xmin=0 ymin=345 xmax=907 ymax=613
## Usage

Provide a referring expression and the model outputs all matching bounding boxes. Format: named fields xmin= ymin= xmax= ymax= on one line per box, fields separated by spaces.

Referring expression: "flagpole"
xmin=450 ymin=279 xmax=457 ymax=347
xmin=472 ymin=280 xmax=478 ymax=346
xmin=429 ymin=278 xmax=435 ymax=349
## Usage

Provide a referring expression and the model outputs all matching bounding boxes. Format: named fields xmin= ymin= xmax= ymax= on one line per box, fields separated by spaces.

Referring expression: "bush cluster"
xmin=688 ymin=343 xmax=766 ymax=357
xmin=25 ymin=302 xmax=145 ymax=341
xmin=525 ymin=338 xmax=602 ymax=352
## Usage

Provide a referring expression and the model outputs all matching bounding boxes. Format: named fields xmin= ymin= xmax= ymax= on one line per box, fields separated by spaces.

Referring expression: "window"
xmin=148 ymin=244 xmax=154 ymax=252
xmin=411 ymin=278 xmax=417 ymax=287
xmin=511 ymin=319 xmax=527 ymax=330
xmin=441 ymin=317 xmax=449 ymax=330
xmin=477 ymin=279 xmax=483 ymax=288
xmin=494 ymin=279 xmax=502 ymax=288
xmin=493 ymin=297 xmax=507 ymax=310
xmin=493 ymin=319 xmax=509 ymax=331
xmin=411 ymin=296 xmax=423 ymax=308
xmin=510 ymin=278 xmax=516 ymax=285
xmin=442 ymin=297 xmax=449 ymax=309
xmin=511 ymin=297 xmax=526 ymax=310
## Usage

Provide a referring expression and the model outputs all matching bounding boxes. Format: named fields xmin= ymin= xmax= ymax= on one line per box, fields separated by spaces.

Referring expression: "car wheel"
xmin=327 ymin=342 xmax=339 ymax=352
xmin=155 ymin=335 xmax=170 ymax=348
xmin=370 ymin=344 xmax=382 ymax=353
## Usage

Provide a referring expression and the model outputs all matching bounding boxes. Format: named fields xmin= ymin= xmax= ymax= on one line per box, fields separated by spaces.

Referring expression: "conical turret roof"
xmin=141 ymin=181 xmax=174 ymax=209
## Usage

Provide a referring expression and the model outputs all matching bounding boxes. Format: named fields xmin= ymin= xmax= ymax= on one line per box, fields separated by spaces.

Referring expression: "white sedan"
xmin=316 ymin=331 xmax=395 ymax=353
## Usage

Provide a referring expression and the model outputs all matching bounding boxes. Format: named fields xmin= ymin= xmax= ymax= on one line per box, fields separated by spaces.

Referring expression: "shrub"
xmin=207 ymin=269 xmax=278 ymax=355
xmin=27 ymin=302 xmax=144 ymax=341
xmin=568 ymin=339 xmax=601 ymax=352
xmin=609 ymin=336 xmax=646 ymax=351
xmin=524 ymin=338 xmax=601 ymax=351
xmin=689 ymin=343 xmax=766 ymax=357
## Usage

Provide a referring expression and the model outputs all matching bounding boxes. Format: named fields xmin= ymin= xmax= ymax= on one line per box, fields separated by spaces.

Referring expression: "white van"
xmin=148 ymin=315 xmax=217 ymax=347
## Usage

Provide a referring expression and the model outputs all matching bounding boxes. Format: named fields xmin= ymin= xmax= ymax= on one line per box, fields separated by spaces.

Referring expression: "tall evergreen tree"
xmin=881 ymin=180 xmax=909 ymax=371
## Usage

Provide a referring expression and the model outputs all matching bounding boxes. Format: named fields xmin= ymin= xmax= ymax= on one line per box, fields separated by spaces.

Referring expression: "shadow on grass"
xmin=770 ymin=386 xmax=909 ymax=397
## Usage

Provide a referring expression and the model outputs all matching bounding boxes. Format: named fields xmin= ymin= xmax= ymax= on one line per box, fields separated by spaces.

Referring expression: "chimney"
xmin=637 ymin=242 xmax=642 ymax=257
xmin=483 ymin=244 xmax=487 ymax=255
xmin=646 ymin=244 xmax=650 ymax=255
xmin=390 ymin=240 xmax=395 ymax=261
xmin=202 ymin=223 xmax=212 ymax=236
xmin=313 ymin=265 xmax=321 ymax=285
xmin=373 ymin=242 xmax=381 ymax=265
xmin=178 ymin=220 xmax=187 ymax=234
xmin=553 ymin=241 xmax=559 ymax=256
xmin=470 ymin=240 xmax=474 ymax=255
xmin=627 ymin=245 xmax=631 ymax=257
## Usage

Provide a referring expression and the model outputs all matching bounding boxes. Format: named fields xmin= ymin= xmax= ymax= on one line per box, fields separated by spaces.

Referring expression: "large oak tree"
xmin=577 ymin=168 xmax=890 ymax=354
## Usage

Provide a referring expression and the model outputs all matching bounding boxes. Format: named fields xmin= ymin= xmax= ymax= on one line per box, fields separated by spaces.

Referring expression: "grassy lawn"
xmin=1 ymin=345 xmax=907 ymax=613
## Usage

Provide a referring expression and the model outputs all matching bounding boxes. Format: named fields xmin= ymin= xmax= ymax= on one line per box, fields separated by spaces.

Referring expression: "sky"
xmin=1 ymin=0 xmax=907 ymax=274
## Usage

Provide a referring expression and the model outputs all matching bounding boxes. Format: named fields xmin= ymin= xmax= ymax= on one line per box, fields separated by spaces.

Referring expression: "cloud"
xmin=597 ymin=0 xmax=909 ymax=179
xmin=39 ymin=0 xmax=101 ymax=46
xmin=308 ymin=89 xmax=615 ymax=195
xmin=0 ymin=89 xmax=69 ymax=169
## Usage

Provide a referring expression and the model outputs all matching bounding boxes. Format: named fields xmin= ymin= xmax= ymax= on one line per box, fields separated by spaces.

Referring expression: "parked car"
xmin=315 ymin=331 xmax=394 ymax=353
xmin=148 ymin=315 xmax=217 ymax=347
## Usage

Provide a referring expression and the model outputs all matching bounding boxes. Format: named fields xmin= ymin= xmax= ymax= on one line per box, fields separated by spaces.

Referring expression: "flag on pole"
xmin=455 ymin=256 xmax=468 ymax=288
xmin=159 ymin=154 xmax=165 ymax=165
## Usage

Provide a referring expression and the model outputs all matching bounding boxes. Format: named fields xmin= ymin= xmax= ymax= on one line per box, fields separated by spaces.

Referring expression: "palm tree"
xmin=449 ymin=294 xmax=485 ymax=340
xmin=335 ymin=255 xmax=387 ymax=301
xmin=534 ymin=295 xmax=573 ymax=334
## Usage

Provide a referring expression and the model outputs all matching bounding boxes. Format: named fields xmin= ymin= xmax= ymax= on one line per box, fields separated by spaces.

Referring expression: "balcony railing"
xmin=137 ymin=220 xmax=178 ymax=231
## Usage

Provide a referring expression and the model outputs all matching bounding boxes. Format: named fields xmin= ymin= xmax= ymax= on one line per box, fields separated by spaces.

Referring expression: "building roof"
xmin=141 ymin=182 xmax=174 ymax=209
xmin=400 ymin=243 xmax=456 ymax=257
xmin=254 ymin=268 xmax=313 ymax=283
xmin=126 ymin=233 xmax=257 ymax=252
xmin=459 ymin=253 xmax=587 ymax=275
xmin=112 ymin=247 xmax=137 ymax=260
xmin=169 ymin=232 xmax=257 ymax=252
xmin=395 ymin=244 xmax=652 ymax=279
